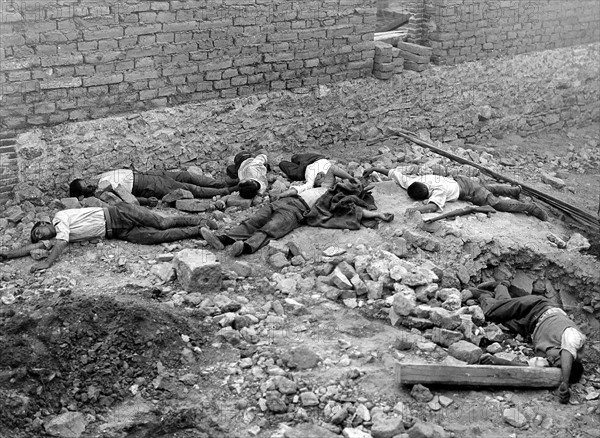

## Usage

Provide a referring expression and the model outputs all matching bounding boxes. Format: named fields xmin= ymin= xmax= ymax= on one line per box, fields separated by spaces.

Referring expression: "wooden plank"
xmin=395 ymin=363 xmax=562 ymax=388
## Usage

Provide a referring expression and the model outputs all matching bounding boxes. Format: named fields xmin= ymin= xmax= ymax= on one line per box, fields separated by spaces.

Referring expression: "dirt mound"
xmin=0 ymin=294 xmax=213 ymax=434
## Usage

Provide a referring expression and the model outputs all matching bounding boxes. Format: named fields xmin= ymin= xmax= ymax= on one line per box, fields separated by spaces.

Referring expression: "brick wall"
xmin=0 ymin=0 xmax=377 ymax=130
xmin=420 ymin=0 xmax=600 ymax=64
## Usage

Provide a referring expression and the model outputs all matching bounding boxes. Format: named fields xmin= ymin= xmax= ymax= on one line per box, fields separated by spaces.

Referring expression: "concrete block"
xmin=398 ymin=49 xmax=430 ymax=64
xmin=447 ymin=340 xmax=483 ymax=364
xmin=60 ymin=197 xmax=81 ymax=209
xmin=403 ymin=61 xmax=428 ymax=72
xmin=113 ymin=184 xmax=140 ymax=205
xmin=174 ymin=249 xmax=222 ymax=293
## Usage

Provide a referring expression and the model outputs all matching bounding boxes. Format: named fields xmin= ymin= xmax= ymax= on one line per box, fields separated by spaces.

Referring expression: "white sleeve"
xmin=388 ymin=167 xmax=411 ymax=189
xmin=53 ymin=213 xmax=70 ymax=242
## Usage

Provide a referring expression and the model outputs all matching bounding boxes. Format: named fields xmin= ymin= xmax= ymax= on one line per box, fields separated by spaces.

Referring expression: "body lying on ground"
xmin=201 ymin=166 xmax=393 ymax=257
xmin=470 ymin=282 xmax=586 ymax=403
xmin=0 ymin=203 xmax=215 ymax=272
xmin=364 ymin=166 xmax=548 ymax=221
xmin=224 ymin=150 xmax=270 ymax=200
xmin=279 ymin=154 xmax=355 ymax=195
xmin=70 ymin=168 xmax=236 ymax=205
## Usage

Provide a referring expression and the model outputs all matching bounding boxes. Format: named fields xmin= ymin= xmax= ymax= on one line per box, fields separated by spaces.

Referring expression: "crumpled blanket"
xmin=303 ymin=180 xmax=377 ymax=229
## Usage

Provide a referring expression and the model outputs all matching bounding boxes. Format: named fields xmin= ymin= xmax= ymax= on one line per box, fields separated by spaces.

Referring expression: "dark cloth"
xmin=479 ymin=294 xmax=554 ymax=336
xmin=279 ymin=153 xmax=326 ymax=181
xmin=133 ymin=172 xmax=229 ymax=199
xmin=222 ymin=197 xmax=309 ymax=253
xmin=159 ymin=170 xmax=226 ymax=188
xmin=105 ymin=202 xmax=202 ymax=244
xmin=303 ymin=180 xmax=377 ymax=230
xmin=455 ymin=176 xmax=499 ymax=206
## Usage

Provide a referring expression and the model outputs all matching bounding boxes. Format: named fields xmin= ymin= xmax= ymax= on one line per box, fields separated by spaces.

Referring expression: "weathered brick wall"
xmin=0 ymin=0 xmax=377 ymax=130
xmin=12 ymin=43 xmax=599 ymax=196
xmin=422 ymin=0 xmax=600 ymax=64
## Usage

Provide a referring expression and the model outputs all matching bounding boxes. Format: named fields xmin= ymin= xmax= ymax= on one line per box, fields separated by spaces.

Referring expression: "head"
xmin=570 ymin=359 xmax=584 ymax=384
xmin=238 ymin=179 xmax=260 ymax=199
xmin=313 ymin=172 xmax=326 ymax=188
xmin=30 ymin=221 xmax=56 ymax=243
xmin=69 ymin=178 xmax=96 ymax=198
xmin=407 ymin=182 xmax=429 ymax=200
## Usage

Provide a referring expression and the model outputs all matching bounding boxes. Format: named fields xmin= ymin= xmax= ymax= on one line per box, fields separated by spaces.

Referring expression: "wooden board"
xmin=396 ymin=363 xmax=562 ymax=388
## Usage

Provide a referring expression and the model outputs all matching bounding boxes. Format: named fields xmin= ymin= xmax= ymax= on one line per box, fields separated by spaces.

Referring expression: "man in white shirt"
xmin=364 ymin=166 xmax=548 ymax=221
xmin=70 ymin=168 xmax=235 ymax=203
xmin=237 ymin=152 xmax=269 ymax=199
xmin=0 ymin=203 xmax=214 ymax=272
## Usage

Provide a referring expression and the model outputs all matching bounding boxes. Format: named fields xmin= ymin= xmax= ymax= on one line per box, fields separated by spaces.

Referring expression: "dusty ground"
xmin=1 ymin=102 xmax=599 ymax=438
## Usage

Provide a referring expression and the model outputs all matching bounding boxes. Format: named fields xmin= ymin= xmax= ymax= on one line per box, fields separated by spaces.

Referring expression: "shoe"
xmin=513 ymin=185 xmax=522 ymax=200
xmin=381 ymin=213 xmax=394 ymax=222
xmin=530 ymin=205 xmax=548 ymax=221
xmin=200 ymin=227 xmax=224 ymax=250
xmin=228 ymin=241 xmax=245 ymax=257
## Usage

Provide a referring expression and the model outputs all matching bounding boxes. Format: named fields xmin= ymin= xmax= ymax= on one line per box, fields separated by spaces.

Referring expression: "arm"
xmin=271 ymin=188 xmax=299 ymax=201
xmin=331 ymin=165 xmax=353 ymax=180
xmin=0 ymin=242 xmax=46 ymax=261
xmin=363 ymin=167 xmax=390 ymax=177
xmin=558 ymin=350 xmax=574 ymax=403
xmin=30 ymin=240 xmax=68 ymax=273
xmin=405 ymin=203 xmax=439 ymax=217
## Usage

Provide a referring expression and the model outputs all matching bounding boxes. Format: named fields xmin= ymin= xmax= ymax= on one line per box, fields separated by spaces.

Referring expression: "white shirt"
xmin=292 ymin=159 xmax=332 ymax=194
xmin=389 ymin=167 xmax=460 ymax=210
xmin=298 ymin=187 xmax=328 ymax=208
xmin=53 ymin=208 xmax=106 ymax=242
xmin=97 ymin=169 xmax=135 ymax=193
xmin=238 ymin=154 xmax=268 ymax=194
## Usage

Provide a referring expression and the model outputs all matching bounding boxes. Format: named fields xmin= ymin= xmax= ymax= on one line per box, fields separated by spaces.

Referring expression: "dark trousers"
xmin=162 ymin=170 xmax=226 ymax=188
xmin=107 ymin=203 xmax=203 ymax=244
xmin=279 ymin=153 xmax=326 ymax=181
xmin=479 ymin=286 xmax=553 ymax=335
xmin=133 ymin=172 xmax=229 ymax=199
xmin=455 ymin=176 xmax=515 ymax=206
xmin=222 ymin=197 xmax=309 ymax=253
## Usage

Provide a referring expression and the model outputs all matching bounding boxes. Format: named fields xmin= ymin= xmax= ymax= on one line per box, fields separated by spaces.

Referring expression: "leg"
xmin=134 ymin=173 xmax=229 ymax=199
xmin=165 ymin=171 xmax=227 ymax=188
xmin=482 ymin=183 xmax=521 ymax=199
xmin=487 ymin=197 xmax=548 ymax=221
xmin=278 ymin=160 xmax=304 ymax=181
xmin=112 ymin=203 xmax=205 ymax=230
xmin=117 ymin=226 xmax=202 ymax=244
xmin=478 ymin=295 xmax=550 ymax=324
xmin=225 ymin=203 xmax=276 ymax=241
xmin=361 ymin=209 xmax=394 ymax=222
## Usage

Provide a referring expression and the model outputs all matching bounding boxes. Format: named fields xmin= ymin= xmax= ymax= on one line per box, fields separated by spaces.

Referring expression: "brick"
xmin=82 ymin=74 xmax=123 ymax=86
xmin=39 ymin=78 xmax=82 ymax=90
xmin=83 ymin=28 xmax=124 ymax=41
xmin=397 ymin=41 xmax=433 ymax=56
xmin=34 ymin=102 xmax=56 ymax=114
xmin=398 ymin=50 xmax=430 ymax=64
xmin=174 ymin=249 xmax=222 ymax=293
xmin=125 ymin=24 xmax=163 ymax=36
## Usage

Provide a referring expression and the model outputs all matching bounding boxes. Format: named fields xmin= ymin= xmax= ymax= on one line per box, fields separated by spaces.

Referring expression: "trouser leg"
xmin=225 ymin=204 xmax=275 ymax=241
xmin=117 ymin=226 xmax=202 ymax=244
xmin=483 ymin=184 xmax=520 ymax=199
xmin=134 ymin=173 xmax=229 ymax=198
xmin=490 ymin=199 xmax=548 ymax=221
xmin=112 ymin=202 xmax=204 ymax=229
xmin=166 ymin=171 xmax=226 ymax=188
xmin=479 ymin=295 xmax=548 ymax=323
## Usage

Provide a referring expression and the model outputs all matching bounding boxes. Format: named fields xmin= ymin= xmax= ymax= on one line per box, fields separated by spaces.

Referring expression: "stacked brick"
xmin=0 ymin=132 xmax=18 ymax=199
xmin=372 ymin=42 xmax=403 ymax=80
xmin=0 ymin=0 xmax=377 ymax=130
xmin=397 ymin=42 xmax=432 ymax=73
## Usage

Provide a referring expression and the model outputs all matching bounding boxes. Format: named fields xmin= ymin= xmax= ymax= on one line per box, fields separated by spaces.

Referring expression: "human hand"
xmin=30 ymin=261 xmax=51 ymax=273
xmin=147 ymin=197 xmax=159 ymax=207
xmin=558 ymin=382 xmax=570 ymax=404
xmin=404 ymin=207 xmax=419 ymax=217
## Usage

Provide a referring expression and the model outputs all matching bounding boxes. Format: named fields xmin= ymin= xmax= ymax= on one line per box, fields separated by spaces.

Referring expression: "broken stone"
xmin=392 ymin=284 xmax=417 ymax=316
xmin=403 ymin=229 xmax=440 ymax=252
xmin=483 ymin=323 xmax=505 ymax=342
xmin=150 ymin=262 xmax=176 ymax=283
xmin=503 ymin=407 xmax=528 ymax=428
xmin=330 ymin=267 xmax=353 ymax=290
xmin=441 ymin=294 xmax=462 ymax=311
xmin=43 ymin=411 xmax=87 ymax=438
xmin=438 ymin=395 xmax=453 ymax=407
xmin=431 ymin=327 xmax=464 ymax=347
xmin=427 ymin=395 xmax=441 ymax=411
xmin=447 ymin=340 xmax=483 ymax=364
xmin=215 ymin=327 xmax=241 ymax=345
xmin=415 ymin=283 xmax=438 ymax=302
xmin=350 ymin=275 xmax=368 ymax=295
xmin=390 ymin=263 xmax=409 ymax=281
xmin=161 ymin=188 xmax=194 ymax=203
xmin=323 ymin=246 xmax=346 ymax=257
xmin=566 ymin=233 xmax=590 ymax=252
xmin=412 ymin=304 xmax=432 ymax=319
xmin=370 ymin=415 xmax=404 ymax=438
xmin=407 ymin=421 xmax=448 ymax=438
xmin=174 ymin=249 xmax=222 ymax=293
xmin=410 ymin=384 xmax=434 ymax=403
xmin=266 ymin=391 xmax=288 ymax=413
xmin=300 ymin=391 xmax=319 ymax=407
xmin=416 ymin=341 xmax=437 ymax=352
xmin=402 ymin=267 xmax=438 ymax=287
xmin=342 ymin=428 xmax=371 ymax=438
xmin=60 ymin=197 xmax=81 ymax=209
xmin=13 ymin=183 xmax=44 ymax=206
xmin=175 ymin=199 xmax=211 ymax=212
xmin=486 ymin=342 xmax=503 ymax=354
xmin=402 ymin=316 xmax=434 ymax=330
xmin=541 ymin=173 xmax=565 ymax=189
xmin=365 ymin=280 xmax=383 ymax=300
xmin=343 ymin=298 xmax=358 ymax=308
xmin=113 ymin=184 xmax=140 ymax=205
xmin=275 ymin=376 xmax=297 ymax=394
xmin=270 ymin=252 xmax=290 ymax=269
xmin=429 ymin=307 xmax=461 ymax=330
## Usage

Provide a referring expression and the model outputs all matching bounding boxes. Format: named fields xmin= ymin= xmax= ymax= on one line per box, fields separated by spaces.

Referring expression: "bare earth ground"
xmin=0 ymin=115 xmax=599 ymax=437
